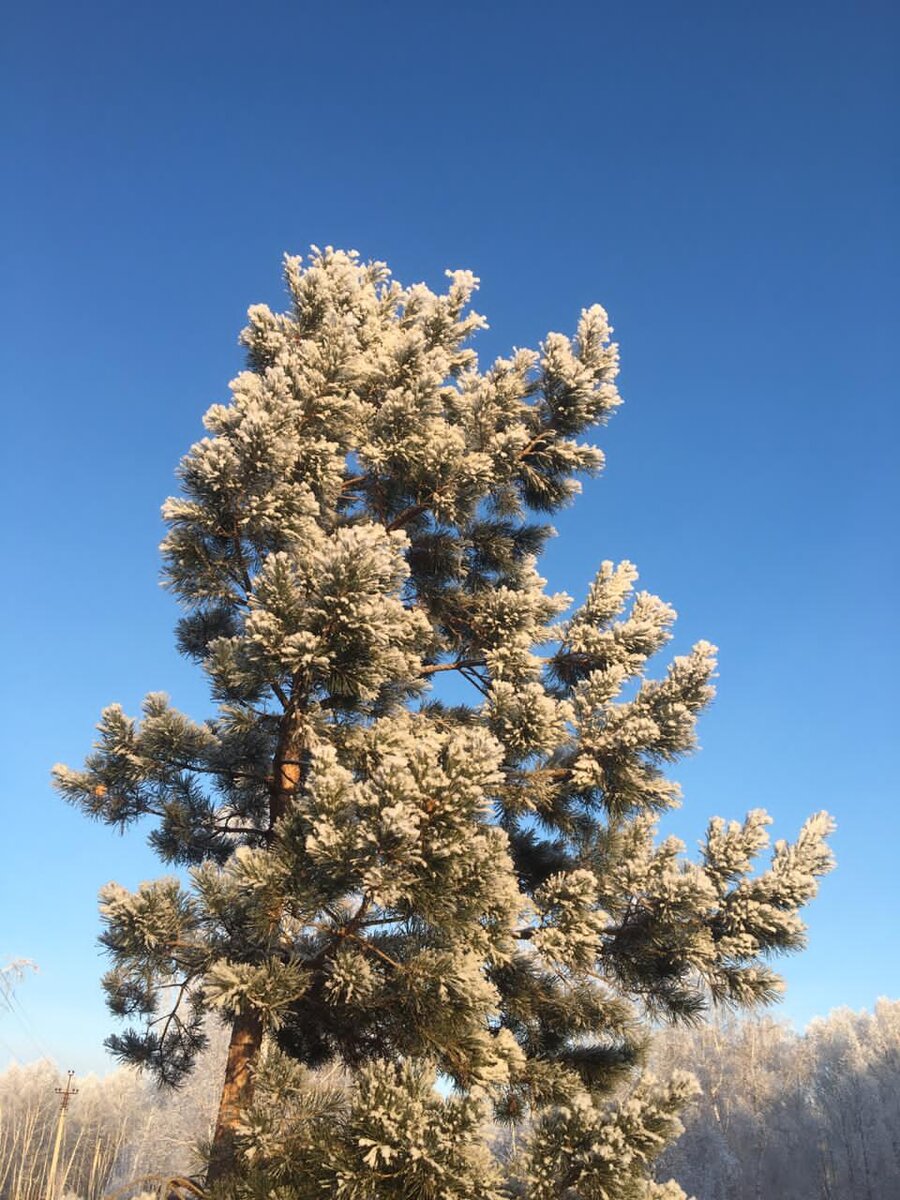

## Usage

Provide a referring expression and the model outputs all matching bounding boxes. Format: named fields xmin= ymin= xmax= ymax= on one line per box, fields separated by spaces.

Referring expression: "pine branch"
xmin=421 ymin=658 xmax=487 ymax=676
xmin=386 ymin=502 xmax=429 ymax=531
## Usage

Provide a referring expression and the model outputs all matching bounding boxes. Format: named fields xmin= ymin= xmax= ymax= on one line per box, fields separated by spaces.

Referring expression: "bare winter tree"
xmin=0 ymin=1062 xmax=143 ymax=1200
xmin=654 ymin=1000 xmax=900 ymax=1199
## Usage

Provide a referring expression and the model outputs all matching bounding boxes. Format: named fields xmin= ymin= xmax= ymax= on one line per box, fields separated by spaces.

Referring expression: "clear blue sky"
xmin=1 ymin=1 xmax=896 ymax=1075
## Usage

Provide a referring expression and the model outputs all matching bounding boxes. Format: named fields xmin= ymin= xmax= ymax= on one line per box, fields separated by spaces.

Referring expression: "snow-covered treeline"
xmin=0 ymin=1026 xmax=227 ymax=1200
xmin=1 ymin=1001 xmax=898 ymax=1199
xmin=653 ymin=998 xmax=900 ymax=1199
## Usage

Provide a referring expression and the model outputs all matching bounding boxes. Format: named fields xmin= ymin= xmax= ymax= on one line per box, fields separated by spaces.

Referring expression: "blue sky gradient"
xmin=1 ymin=0 xmax=897 ymax=1073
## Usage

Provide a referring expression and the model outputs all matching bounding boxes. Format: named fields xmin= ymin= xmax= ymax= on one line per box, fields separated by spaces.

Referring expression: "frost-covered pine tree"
xmin=55 ymin=248 xmax=834 ymax=1198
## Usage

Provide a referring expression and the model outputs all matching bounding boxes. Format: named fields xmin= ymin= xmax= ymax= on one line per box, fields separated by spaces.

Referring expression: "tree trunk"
xmin=206 ymin=706 xmax=305 ymax=1185
xmin=206 ymin=1009 xmax=264 ymax=1186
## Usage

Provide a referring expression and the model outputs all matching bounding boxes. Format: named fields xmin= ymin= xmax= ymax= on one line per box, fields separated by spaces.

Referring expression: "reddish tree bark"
xmin=206 ymin=1008 xmax=264 ymax=1186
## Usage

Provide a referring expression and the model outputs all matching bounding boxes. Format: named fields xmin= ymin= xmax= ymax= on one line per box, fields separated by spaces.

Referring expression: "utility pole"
xmin=45 ymin=1070 xmax=77 ymax=1200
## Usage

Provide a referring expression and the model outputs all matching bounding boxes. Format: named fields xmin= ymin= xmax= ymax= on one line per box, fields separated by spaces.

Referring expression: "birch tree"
xmin=0 ymin=1063 xmax=144 ymax=1200
xmin=654 ymin=1002 xmax=900 ymax=1199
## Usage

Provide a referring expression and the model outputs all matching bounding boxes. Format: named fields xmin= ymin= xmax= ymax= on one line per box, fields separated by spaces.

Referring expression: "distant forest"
xmin=1 ymin=1001 xmax=897 ymax=1200
xmin=653 ymin=999 xmax=900 ymax=1199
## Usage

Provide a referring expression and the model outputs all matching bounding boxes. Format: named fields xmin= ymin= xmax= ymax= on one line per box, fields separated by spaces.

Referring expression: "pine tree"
xmin=54 ymin=248 xmax=834 ymax=1198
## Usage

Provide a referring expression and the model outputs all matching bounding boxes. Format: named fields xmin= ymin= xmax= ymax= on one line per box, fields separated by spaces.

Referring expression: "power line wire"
xmin=1 ymin=963 xmax=55 ymax=1063
xmin=7 ymin=992 xmax=55 ymax=1062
